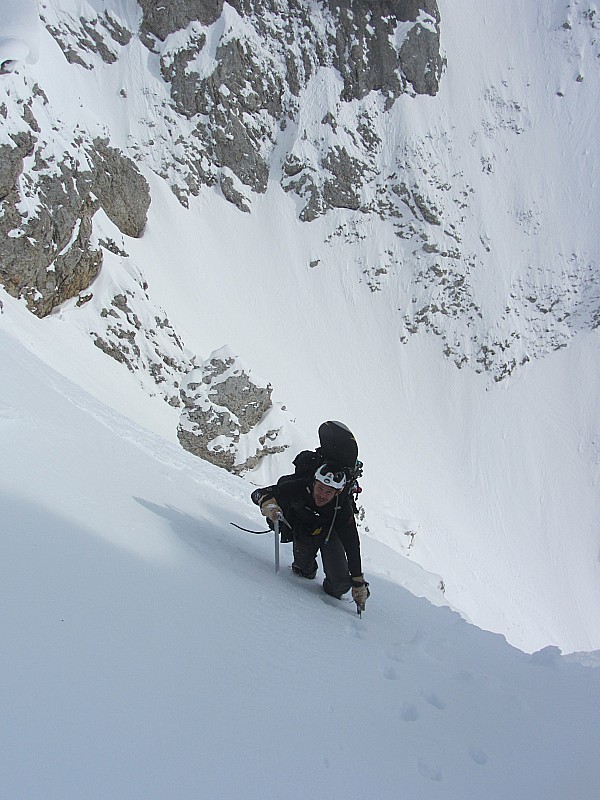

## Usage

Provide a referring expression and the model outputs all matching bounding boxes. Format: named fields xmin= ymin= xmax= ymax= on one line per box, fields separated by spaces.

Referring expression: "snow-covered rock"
xmin=178 ymin=346 xmax=291 ymax=473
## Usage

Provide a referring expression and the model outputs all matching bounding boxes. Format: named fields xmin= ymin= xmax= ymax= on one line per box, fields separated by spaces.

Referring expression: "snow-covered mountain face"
xmin=1 ymin=0 xmax=441 ymax=312
xmin=1 ymin=0 xmax=599 ymax=653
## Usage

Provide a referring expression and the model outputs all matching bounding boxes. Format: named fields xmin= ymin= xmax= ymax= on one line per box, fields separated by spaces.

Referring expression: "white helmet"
xmin=314 ymin=464 xmax=347 ymax=490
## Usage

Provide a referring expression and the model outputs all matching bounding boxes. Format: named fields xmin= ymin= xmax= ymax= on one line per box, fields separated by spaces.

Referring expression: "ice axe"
xmin=273 ymin=514 xmax=292 ymax=573
xmin=274 ymin=518 xmax=280 ymax=573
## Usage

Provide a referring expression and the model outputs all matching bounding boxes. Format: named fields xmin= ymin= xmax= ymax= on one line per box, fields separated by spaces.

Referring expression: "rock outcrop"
xmin=177 ymin=347 xmax=290 ymax=473
xmin=91 ymin=284 xmax=192 ymax=408
xmin=141 ymin=0 xmax=442 ymax=210
xmin=0 ymin=87 xmax=151 ymax=318
xmin=2 ymin=0 xmax=442 ymax=323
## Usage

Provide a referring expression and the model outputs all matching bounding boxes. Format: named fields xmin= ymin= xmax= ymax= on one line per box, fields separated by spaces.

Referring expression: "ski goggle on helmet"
xmin=314 ymin=464 xmax=347 ymax=490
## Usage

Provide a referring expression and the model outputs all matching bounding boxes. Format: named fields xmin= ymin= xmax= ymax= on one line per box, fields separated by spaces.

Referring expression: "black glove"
xmin=251 ymin=488 xmax=270 ymax=506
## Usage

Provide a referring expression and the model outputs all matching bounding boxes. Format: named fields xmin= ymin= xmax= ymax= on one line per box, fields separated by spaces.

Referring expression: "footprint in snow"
xmin=400 ymin=702 xmax=419 ymax=721
xmin=421 ymin=691 xmax=446 ymax=710
xmin=344 ymin=620 xmax=365 ymax=639
xmin=408 ymin=628 xmax=429 ymax=647
xmin=384 ymin=643 xmax=405 ymax=663
xmin=418 ymin=760 xmax=442 ymax=781
xmin=469 ymin=747 xmax=488 ymax=766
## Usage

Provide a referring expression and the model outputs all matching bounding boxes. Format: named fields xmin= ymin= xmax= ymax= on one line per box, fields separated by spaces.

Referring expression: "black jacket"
xmin=253 ymin=478 xmax=363 ymax=577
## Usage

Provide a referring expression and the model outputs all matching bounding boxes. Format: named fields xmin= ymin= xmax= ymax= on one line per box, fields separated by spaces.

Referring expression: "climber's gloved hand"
xmin=260 ymin=498 xmax=285 ymax=524
xmin=351 ymin=576 xmax=370 ymax=612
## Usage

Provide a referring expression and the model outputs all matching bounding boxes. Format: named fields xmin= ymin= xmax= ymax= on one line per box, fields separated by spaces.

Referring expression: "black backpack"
xmin=278 ymin=421 xmax=363 ymax=510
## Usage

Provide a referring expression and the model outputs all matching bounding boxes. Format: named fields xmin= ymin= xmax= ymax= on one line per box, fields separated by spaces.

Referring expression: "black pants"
xmin=292 ymin=530 xmax=352 ymax=599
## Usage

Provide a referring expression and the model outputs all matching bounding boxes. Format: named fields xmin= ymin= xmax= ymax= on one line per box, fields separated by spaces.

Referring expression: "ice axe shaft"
xmin=274 ymin=519 xmax=280 ymax=573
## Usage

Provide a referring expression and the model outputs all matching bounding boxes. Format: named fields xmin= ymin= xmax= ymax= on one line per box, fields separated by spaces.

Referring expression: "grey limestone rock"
xmin=139 ymin=0 xmax=224 ymax=43
xmin=323 ymin=0 xmax=438 ymax=102
xmin=43 ymin=9 xmax=133 ymax=69
xmin=142 ymin=0 xmax=441 ymax=208
xmin=0 ymin=125 xmax=151 ymax=317
xmin=87 ymin=139 xmax=152 ymax=238
xmin=91 ymin=289 xmax=191 ymax=406
xmin=0 ymin=147 xmax=103 ymax=317
xmin=400 ymin=19 xmax=442 ymax=96
xmin=177 ymin=348 xmax=289 ymax=473
xmin=0 ymin=131 xmax=35 ymax=199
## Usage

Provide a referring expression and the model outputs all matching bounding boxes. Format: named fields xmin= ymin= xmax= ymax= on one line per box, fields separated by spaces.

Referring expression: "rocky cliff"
xmin=2 ymin=0 xmax=598 ymax=471
xmin=1 ymin=0 xmax=443 ymax=467
xmin=1 ymin=0 xmax=441 ymax=310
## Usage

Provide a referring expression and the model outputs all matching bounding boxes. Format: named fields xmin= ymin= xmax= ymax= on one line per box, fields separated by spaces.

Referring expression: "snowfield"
xmin=1 ymin=312 xmax=599 ymax=799
xmin=1 ymin=0 xmax=599 ymax=653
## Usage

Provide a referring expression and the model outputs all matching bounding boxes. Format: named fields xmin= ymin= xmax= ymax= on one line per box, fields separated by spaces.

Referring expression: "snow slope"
xmin=1 ymin=0 xmax=599 ymax=657
xmin=1 ymin=305 xmax=600 ymax=800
